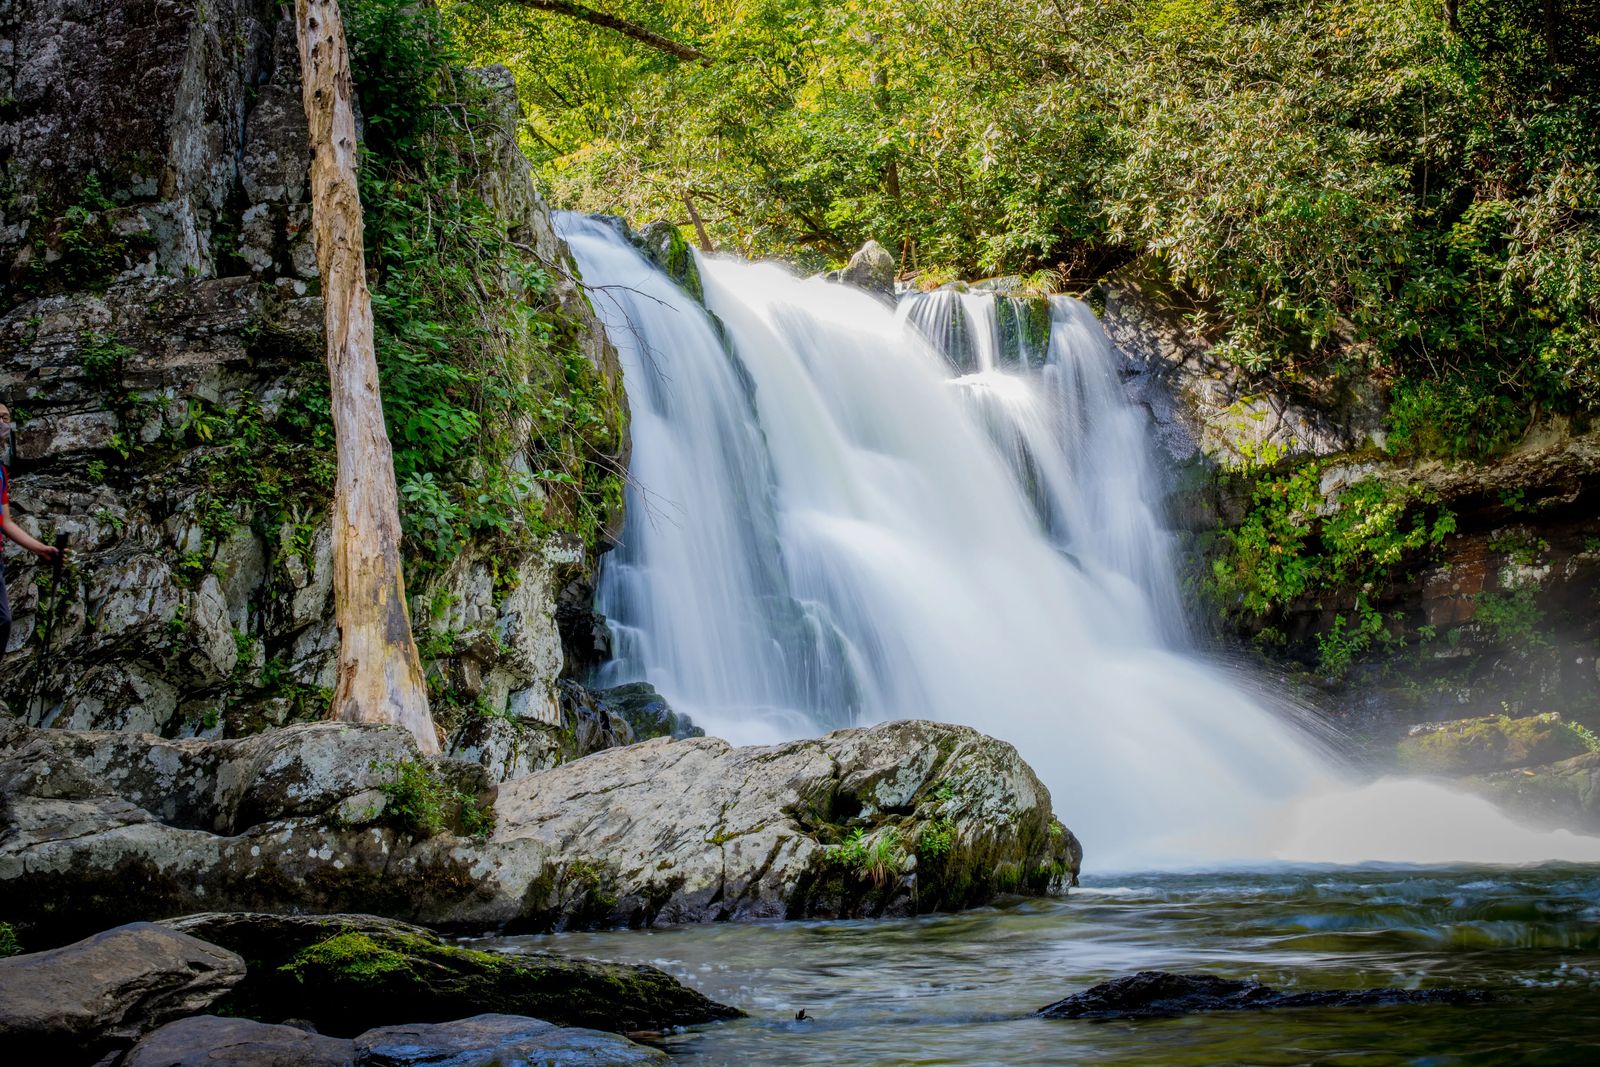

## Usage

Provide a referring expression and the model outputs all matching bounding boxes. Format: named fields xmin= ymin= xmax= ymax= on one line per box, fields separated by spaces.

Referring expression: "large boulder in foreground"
xmin=0 ymin=718 xmax=1079 ymax=942
xmin=0 ymin=922 xmax=245 ymax=1059
xmin=156 ymin=912 xmax=737 ymax=1035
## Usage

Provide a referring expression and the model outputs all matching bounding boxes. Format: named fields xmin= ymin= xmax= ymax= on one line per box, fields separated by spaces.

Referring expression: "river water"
xmin=490 ymin=867 xmax=1600 ymax=1065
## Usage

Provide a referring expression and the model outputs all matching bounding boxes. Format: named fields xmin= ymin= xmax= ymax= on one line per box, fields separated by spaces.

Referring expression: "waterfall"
xmin=560 ymin=215 xmax=1600 ymax=868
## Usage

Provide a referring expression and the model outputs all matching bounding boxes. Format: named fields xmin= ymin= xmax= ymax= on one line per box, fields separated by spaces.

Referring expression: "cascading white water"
xmin=561 ymin=214 xmax=1600 ymax=869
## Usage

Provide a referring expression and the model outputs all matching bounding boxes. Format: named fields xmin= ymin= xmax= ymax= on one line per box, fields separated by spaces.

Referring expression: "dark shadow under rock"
xmin=1037 ymin=971 xmax=1488 ymax=1019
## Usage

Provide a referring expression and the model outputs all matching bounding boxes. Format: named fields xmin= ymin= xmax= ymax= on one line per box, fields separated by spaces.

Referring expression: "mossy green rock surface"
xmin=1396 ymin=713 xmax=1589 ymax=776
xmin=162 ymin=913 xmax=736 ymax=1037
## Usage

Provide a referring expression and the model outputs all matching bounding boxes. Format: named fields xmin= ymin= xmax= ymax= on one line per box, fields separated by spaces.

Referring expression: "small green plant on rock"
xmin=916 ymin=819 xmax=956 ymax=862
xmin=826 ymin=827 xmax=906 ymax=886
xmin=0 ymin=921 xmax=19 ymax=957
xmin=373 ymin=758 xmax=494 ymax=839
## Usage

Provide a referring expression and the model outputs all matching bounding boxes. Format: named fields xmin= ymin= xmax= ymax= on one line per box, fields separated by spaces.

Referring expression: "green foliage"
xmin=346 ymin=0 xmax=626 ymax=573
xmin=825 ymin=826 xmax=905 ymax=885
xmin=915 ymin=818 xmax=955 ymax=861
xmin=1387 ymin=372 xmax=1531 ymax=460
xmin=373 ymin=758 xmax=495 ymax=838
xmin=0 ymin=921 xmax=18 ymax=958
xmin=1474 ymin=585 xmax=1546 ymax=644
xmin=1567 ymin=720 xmax=1600 ymax=754
xmin=447 ymin=0 xmax=1600 ymax=427
xmin=1210 ymin=463 xmax=1455 ymax=674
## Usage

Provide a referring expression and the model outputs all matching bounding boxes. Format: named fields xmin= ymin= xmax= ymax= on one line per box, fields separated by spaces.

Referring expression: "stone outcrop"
xmin=837 ymin=239 xmax=897 ymax=303
xmin=1037 ymin=971 xmax=1486 ymax=1019
xmin=1396 ymin=712 xmax=1590 ymax=777
xmin=0 ymin=1 xmax=624 ymax=757
xmin=0 ymin=922 xmax=245 ymax=1059
xmin=124 ymin=1013 xmax=666 ymax=1067
xmin=1102 ymin=260 xmax=1384 ymax=468
xmin=0 ymin=718 xmax=1079 ymax=943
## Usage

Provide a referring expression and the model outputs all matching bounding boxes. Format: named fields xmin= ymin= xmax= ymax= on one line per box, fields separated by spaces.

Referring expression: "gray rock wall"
xmin=0 ymin=1 xmax=623 ymax=762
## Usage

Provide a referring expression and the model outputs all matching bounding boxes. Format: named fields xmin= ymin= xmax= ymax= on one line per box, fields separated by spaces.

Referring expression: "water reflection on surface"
xmin=481 ymin=866 xmax=1600 ymax=1066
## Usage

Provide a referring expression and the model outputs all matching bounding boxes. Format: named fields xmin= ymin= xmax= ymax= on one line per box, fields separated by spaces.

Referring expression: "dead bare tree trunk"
xmin=296 ymin=0 xmax=437 ymax=753
xmin=683 ymin=192 xmax=714 ymax=252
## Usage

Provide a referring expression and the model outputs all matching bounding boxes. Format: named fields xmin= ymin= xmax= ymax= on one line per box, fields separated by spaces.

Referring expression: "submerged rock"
xmin=123 ymin=1013 xmax=665 ymax=1067
xmin=0 ymin=922 xmax=245 ymax=1059
xmin=0 ymin=718 xmax=1077 ymax=940
xmin=355 ymin=1013 xmax=665 ymax=1066
xmin=157 ymin=912 xmax=736 ymax=1035
xmin=1396 ymin=712 xmax=1589 ymax=776
xmin=1037 ymin=971 xmax=1487 ymax=1019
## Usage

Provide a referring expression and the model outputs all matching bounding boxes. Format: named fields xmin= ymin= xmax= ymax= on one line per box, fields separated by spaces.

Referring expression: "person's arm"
xmin=1 ymin=500 xmax=63 ymax=563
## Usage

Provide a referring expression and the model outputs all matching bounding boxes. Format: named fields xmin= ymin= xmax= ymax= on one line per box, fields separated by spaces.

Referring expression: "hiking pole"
xmin=18 ymin=532 xmax=69 ymax=722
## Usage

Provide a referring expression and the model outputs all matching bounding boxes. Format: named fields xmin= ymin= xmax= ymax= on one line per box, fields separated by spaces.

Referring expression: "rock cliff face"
xmin=1105 ymin=260 xmax=1600 ymax=743
xmin=0 ymin=1 xmax=625 ymax=765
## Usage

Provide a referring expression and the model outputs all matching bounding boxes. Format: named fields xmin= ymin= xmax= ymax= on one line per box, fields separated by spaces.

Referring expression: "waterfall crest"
xmin=561 ymin=215 xmax=1600 ymax=868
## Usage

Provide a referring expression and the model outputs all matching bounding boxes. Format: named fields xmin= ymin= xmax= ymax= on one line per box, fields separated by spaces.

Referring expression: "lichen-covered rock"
xmin=0 ymin=718 xmax=1079 ymax=941
xmin=623 ymin=219 xmax=704 ymax=304
xmin=0 ymin=922 xmax=245 ymax=1060
xmin=839 ymin=239 xmax=897 ymax=303
xmin=269 ymin=929 xmax=735 ymax=1036
xmin=1397 ymin=713 xmax=1590 ymax=776
xmin=486 ymin=718 xmax=1080 ymax=927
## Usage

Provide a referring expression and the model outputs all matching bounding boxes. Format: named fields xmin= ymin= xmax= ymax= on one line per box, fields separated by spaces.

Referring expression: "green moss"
xmin=1396 ymin=713 xmax=1588 ymax=776
xmin=268 ymin=928 xmax=736 ymax=1035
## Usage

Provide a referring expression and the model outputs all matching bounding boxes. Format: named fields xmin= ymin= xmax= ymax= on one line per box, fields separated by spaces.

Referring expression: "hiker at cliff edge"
xmin=0 ymin=402 xmax=67 ymax=655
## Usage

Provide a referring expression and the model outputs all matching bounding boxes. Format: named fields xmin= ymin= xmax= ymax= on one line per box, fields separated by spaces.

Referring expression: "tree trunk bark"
xmin=683 ymin=192 xmax=714 ymax=252
xmin=296 ymin=0 xmax=437 ymax=753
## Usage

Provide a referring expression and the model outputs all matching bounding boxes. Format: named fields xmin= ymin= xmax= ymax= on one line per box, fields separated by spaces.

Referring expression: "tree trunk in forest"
xmin=683 ymin=192 xmax=714 ymax=252
xmin=296 ymin=0 xmax=438 ymax=753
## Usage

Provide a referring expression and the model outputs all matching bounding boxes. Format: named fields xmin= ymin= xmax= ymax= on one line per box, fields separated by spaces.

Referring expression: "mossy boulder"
xmin=625 ymin=220 xmax=704 ymax=304
xmin=1396 ymin=712 xmax=1590 ymax=776
xmin=161 ymin=913 xmax=737 ymax=1037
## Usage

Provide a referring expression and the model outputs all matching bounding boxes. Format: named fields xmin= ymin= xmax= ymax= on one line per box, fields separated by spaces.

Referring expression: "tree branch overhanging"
xmin=503 ymin=0 xmax=708 ymax=62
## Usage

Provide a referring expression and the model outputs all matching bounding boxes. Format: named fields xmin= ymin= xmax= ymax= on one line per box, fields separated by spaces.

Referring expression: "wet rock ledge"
xmin=0 ymin=717 xmax=1080 ymax=945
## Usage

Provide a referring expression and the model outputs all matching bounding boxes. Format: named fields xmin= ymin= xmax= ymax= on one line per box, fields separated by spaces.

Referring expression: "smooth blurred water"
xmin=558 ymin=215 xmax=1600 ymax=870
xmin=486 ymin=867 xmax=1600 ymax=1066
